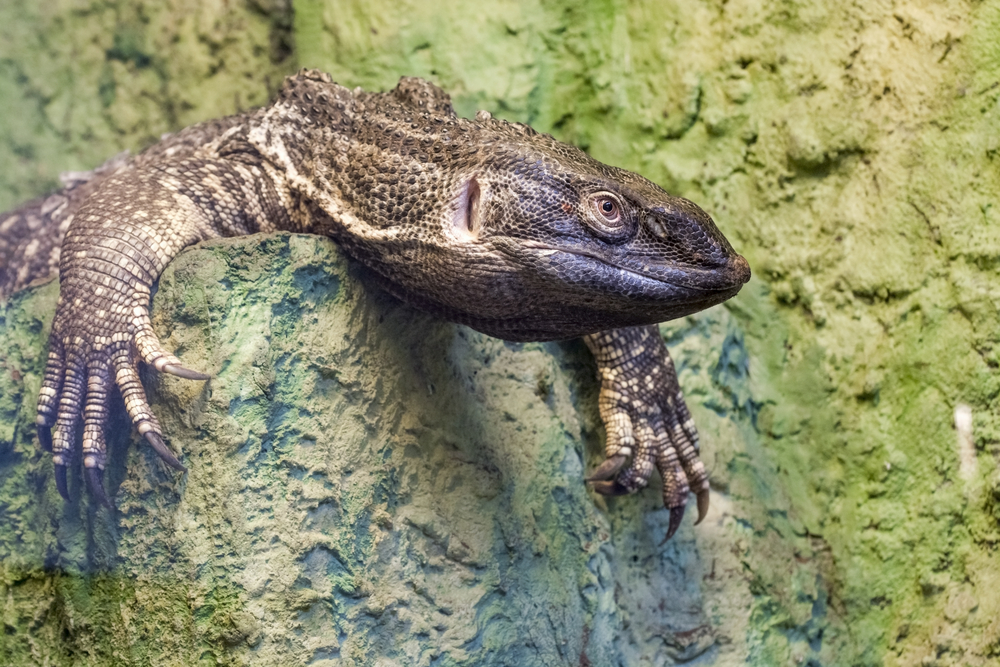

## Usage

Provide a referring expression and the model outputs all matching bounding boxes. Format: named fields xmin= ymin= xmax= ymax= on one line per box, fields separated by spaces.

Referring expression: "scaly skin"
xmin=584 ymin=326 xmax=709 ymax=541
xmin=0 ymin=70 xmax=750 ymax=540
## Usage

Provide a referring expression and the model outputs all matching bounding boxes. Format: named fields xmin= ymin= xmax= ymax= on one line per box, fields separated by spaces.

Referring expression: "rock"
xmin=0 ymin=234 xmax=740 ymax=665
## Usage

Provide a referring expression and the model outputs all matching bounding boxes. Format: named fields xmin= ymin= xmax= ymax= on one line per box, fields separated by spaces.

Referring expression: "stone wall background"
xmin=1 ymin=1 xmax=999 ymax=665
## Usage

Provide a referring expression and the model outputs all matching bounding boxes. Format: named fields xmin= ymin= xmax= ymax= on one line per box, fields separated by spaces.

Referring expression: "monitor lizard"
xmin=0 ymin=70 xmax=750 ymax=541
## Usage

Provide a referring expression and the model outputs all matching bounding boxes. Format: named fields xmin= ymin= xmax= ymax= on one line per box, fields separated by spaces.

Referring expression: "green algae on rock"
xmin=0 ymin=235 xmax=746 ymax=665
xmin=0 ymin=0 xmax=294 ymax=213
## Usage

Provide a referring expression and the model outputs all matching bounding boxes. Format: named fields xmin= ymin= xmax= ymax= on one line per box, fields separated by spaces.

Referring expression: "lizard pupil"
xmin=595 ymin=197 xmax=620 ymax=222
xmin=585 ymin=193 xmax=630 ymax=240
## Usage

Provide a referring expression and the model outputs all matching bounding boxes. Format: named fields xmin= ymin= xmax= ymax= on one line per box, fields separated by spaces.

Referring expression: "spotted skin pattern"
xmin=0 ymin=70 xmax=749 ymax=537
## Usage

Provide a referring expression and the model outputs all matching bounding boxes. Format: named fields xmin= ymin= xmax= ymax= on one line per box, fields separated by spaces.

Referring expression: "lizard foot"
xmin=584 ymin=326 xmax=710 ymax=542
xmin=36 ymin=281 xmax=199 ymax=507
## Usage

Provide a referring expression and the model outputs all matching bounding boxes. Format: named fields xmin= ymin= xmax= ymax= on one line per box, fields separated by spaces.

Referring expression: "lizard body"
xmin=0 ymin=70 xmax=749 ymax=539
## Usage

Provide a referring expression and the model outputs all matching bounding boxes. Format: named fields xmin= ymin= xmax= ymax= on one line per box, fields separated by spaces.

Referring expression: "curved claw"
xmin=54 ymin=464 xmax=69 ymax=501
xmin=161 ymin=364 xmax=210 ymax=381
xmin=589 ymin=479 xmax=631 ymax=496
xmin=38 ymin=425 xmax=52 ymax=452
xmin=694 ymin=489 xmax=710 ymax=525
xmin=586 ymin=454 xmax=628 ymax=482
xmin=86 ymin=467 xmax=114 ymax=510
xmin=661 ymin=505 xmax=686 ymax=544
xmin=144 ymin=431 xmax=187 ymax=472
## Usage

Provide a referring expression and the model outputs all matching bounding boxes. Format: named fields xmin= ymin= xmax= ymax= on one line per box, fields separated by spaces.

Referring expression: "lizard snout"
xmin=725 ymin=253 xmax=752 ymax=286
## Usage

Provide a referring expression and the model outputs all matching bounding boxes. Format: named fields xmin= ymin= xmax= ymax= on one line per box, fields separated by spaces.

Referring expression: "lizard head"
xmin=331 ymin=78 xmax=750 ymax=341
xmin=423 ymin=113 xmax=751 ymax=340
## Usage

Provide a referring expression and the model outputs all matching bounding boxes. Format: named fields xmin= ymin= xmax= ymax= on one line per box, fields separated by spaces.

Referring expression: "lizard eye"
xmin=584 ymin=192 xmax=633 ymax=242
xmin=594 ymin=196 xmax=620 ymax=223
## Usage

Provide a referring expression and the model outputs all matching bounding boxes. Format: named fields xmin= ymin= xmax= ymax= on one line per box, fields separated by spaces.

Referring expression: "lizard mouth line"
xmin=521 ymin=242 xmax=731 ymax=293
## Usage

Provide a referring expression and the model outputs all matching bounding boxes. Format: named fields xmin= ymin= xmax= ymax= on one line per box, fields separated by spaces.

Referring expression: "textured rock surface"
xmin=3 ymin=0 xmax=1000 ymax=665
xmin=0 ymin=235 xmax=748 ymax=665
xmin=0 ymin=0 xmax=293 ymax=210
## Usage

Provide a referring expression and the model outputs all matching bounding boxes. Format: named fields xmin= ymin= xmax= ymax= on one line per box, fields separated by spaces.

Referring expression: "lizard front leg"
xmin=584 ymin=325 xmax=709 ymax=542
xmin=36 ymin=160 xmax=279 ymax=507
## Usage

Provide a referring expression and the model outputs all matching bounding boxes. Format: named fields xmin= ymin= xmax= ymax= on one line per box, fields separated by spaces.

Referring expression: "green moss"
xmin=0 ymin=233 xmax=756 ymax=665
xmin=0 ymin=0 xmax=296 ymax=212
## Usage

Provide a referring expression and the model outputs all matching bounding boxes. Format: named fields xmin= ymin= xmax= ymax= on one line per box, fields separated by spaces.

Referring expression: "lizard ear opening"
xmin=452 ymin=176 xmax=482 ymax=241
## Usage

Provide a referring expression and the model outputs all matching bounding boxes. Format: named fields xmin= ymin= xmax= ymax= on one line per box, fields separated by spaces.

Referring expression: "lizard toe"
xmin=82 ymin=358 xmax=111 ymax=461
xmin=37 ymin=424 xmax=52 ymax=452
xmin=586 ymin=453 xmax=627 ymax=481
xmin=36 ymin=340 xmax=65 ymax=445
xmin=144 ymin=431 xmax=187 ymax=472
xmin=49 ymin=347 xmax=86 ymax=502
xmin=661 ymin=505 xmax=686 ymax=544
xmin=54 ymin=464 xmax=70 ymax=501
xmin=669 ymin=416 xmax=710 ymax=503
xmin=590 ymin=479 xmax=633 ymax=496
xmin=85 ymin=466 xmax=113 ymax=510
xmin=134 ymin=311 xmax=205 ymax=380
xmin=695 ymin=488 xmax=710 ymax=526
xmin=161 ymin=363 xmax=210 ymax=381
xmin=112 ymin=349 xmax=166 ymax=443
